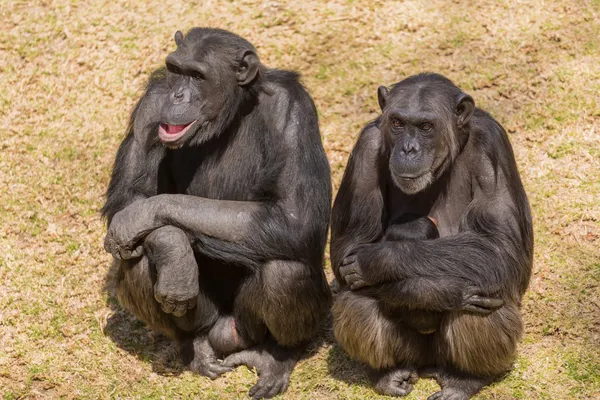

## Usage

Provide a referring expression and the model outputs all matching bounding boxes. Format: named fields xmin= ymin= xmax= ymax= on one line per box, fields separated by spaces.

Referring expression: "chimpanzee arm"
xmin=328 ymin=124 xmax=473 ymax=311
xmin=102 ymin=72 xmax=168 ymax=225
xmin=340 ymin=157 xmax=533 ymax=302
xmin=329 ymin=123 xmax=387 ymax=282
xmin=383 ymin=215 xmax=439 ymax=241
xmin=105 ymin=86 xmax=331 ymax=268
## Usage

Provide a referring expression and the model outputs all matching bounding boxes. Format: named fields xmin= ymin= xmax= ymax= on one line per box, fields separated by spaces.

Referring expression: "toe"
xmin=250 ymin=379 xmax=273 ymax=400
xmin=427 ymin=392 xmax=443 ymax=400
xmin=265 ymin=382 xmax=284 ymax=399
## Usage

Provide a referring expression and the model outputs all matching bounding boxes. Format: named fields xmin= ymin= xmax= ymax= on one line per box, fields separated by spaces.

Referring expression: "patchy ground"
xmin=1 ymin=0 xmax=599 ymax=398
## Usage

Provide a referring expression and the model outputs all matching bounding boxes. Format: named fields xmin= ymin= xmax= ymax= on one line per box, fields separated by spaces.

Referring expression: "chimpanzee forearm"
xmin=383 ymin=215 xmax=439 ymax=242
xmin=102 ymin=130 xmax=167 ymax=225
xmin=363 ymin=277 xmax=464 ymax=311
xmin=106 ymin=193 xmax=305 ymax=265
xmin=151 ymin=194 xmax=262 ymax=244
xmin=143 ymin=225 xmax=199 ymax=315
xmin=358 ymin=232 xmax=518 ymax=294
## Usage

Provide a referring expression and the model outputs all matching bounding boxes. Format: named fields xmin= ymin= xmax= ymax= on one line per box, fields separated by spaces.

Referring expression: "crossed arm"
xmin=103 ymin=97 xmax=330 ymax=269
xmin=330 ymin=126 xmax=527 ymax=313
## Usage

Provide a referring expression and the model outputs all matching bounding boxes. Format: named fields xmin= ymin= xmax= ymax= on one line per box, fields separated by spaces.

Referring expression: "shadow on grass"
xmin=102 ymin=261 xmax=184 ymax=376
xmin=101 ymin=261 xmax=338 ymax=377
xmin=326 ymin=343 xmax=373 ymax=388
xmin=104 ymin=299 xmax=184 ymax=376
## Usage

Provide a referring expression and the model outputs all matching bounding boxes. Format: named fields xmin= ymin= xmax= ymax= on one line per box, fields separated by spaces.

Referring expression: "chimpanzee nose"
xmin=171 ymin=86 xmax=191 ymax=104
xmin=402 ymin=139 xmax=420 ymax=156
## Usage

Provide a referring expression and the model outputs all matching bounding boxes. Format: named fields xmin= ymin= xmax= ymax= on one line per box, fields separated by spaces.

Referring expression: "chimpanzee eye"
xmin=420 ymin=122 xmax=433 ymax=131
xmin=191 ymin=71 xmax=204 ymax=80
xmin=391 ymin=117 xmax=405 ymax=128
xmin=168 ymin=64 xmax=181 ymax=75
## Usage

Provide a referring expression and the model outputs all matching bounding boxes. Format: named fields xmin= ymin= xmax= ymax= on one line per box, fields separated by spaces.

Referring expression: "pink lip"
xmin=158 ymin=120 xmax=197 ymax=143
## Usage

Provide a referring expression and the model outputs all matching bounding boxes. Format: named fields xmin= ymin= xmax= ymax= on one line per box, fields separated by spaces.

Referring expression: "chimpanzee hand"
xmin=104 ymin=199 xmax=161 ymax=260
xmin=461 ymin=287 xmax=504 ymax=315
xmin=339 ymin=244 xmax=378 ymax=290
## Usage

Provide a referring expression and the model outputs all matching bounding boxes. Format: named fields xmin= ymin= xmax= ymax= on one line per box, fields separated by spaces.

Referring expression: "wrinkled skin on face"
xmin=377 ymin=76 xmax=474 ymax=194
xmin=158 ymin=30 xmax=261 ymax=148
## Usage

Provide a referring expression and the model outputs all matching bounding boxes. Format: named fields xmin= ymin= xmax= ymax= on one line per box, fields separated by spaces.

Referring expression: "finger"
xmin=345 ymin=273 xmax=360 ymax=284
xmin=104 ymin=238 xmax=122 ymax=260
xmin=186 ymin=298 xmax=197 ymax=309
xmin=223 ymin=350 xmax=255 ymax=368
xmin=118 ymin=248 xmax=131 ymax=260
xmin=339 ymin=267 xmax=352 ymax=282
xmin=172 ymin=303 xmax=188 ymax=317
xmin=103 ymin=236 xmax=112 ymax=253
xmin=341 ymin=255 xmax=357 ymax=266
xmin=382 ymin=383 xmax=412 ymax=397
xmin=468 ymin=295 xmax=504 ymax=309
xmin=154 ymin=291 xmax=165 ymax=304
xmin=418 ymin=367 xmax=439 ymax=380
xmin=280 ymin=379 xmax=289 ymax=395
xmin=427 ymin=392 xmax=443 ymax=400
xmin=209 ymin=363 xmax=232 ymax=377
xmin=111 ymin=245 xmax=123 ymax=260
xmin=408 ymin=371 xmax=419 ymax=384
xmin=250 ymin=380 xmax=270 ymax=399
xmin=161 ymin=301 xmax=176 ymax=314
xmin=205 ymin=369 xmax=219 ymax=380
xmin=340 ymin=266 xmax=357 ymax=277
xmin=265 ymin=382 xmax=284 ymax=398
xmin=462 ymin=304 xmax=493 ymax=315
xmin=129 ymin=245 xmax=144 ymax=258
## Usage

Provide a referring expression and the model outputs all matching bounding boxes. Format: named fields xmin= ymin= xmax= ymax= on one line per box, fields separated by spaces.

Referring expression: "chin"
xmin=391 ymin=172 xmax=433 ymax=195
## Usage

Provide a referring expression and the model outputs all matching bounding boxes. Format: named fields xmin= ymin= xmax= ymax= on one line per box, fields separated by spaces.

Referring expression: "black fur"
xmin=331 ymin=73 xmax=533 ymax=399
xmin=102 ymin=28 xmax=331 ymax=399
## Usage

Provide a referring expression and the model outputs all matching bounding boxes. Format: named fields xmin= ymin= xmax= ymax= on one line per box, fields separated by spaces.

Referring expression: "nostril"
xmin=403 ymin=145 xmax=417 ymax=155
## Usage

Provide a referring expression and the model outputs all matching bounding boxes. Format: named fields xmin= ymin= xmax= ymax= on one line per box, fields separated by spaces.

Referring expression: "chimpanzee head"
xmin=158 ymin=28 xmax=263 ymax=148
xmin=378 ymin=73 xmax=474 ymax=194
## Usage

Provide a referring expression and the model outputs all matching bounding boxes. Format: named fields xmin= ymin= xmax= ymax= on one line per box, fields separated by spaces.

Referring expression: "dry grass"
xmin=1 ymin=0 xmax=599 ymax=398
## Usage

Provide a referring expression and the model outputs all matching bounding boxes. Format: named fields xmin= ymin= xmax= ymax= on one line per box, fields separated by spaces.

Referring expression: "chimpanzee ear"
xmin=174 ymin=31 xmax=184 ymax=47
xmin=378 ymin=86 xmax=389 ymax=111
xmin=456 ymin=93 xmax=475 ymax=128
xmin=237 ymin=50 xmax=260 ymax=86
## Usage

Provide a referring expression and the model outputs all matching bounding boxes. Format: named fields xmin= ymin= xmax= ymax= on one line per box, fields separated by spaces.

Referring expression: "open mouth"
xmin=158 ymin=120 xmax=197 ymax=143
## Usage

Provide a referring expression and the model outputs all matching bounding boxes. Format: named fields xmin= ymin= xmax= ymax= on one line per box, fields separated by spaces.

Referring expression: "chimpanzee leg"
xmin=427 ymin=304 xmax=522 ymax=400
xmin=110 ymin=255 xmax=176 ymax=338
xmin=111 ymin=225 xmax=231 ymax=378
xmin=332 ymin=289 xmax=430 ymax=396
xmin=221 ymin=260 xmax=331 ymax=399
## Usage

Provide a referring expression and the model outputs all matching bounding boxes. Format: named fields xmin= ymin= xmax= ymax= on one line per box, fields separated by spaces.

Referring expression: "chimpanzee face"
xmin=158 ymin=30 xmax=259 ymax=148
xmin=378 ymin=76 xmax=474 ymax=194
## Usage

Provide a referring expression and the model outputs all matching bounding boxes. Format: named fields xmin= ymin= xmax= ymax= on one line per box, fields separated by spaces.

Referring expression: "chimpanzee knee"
xmin=110 ymin=257 xmax=176 ymax=337
xmin=437 ymin=304 xmax=522 ymax=377
xmin=250 ymin=260 xmax=330 ymax=347
xmin=332 ymin=290 xmax=427 ymax=369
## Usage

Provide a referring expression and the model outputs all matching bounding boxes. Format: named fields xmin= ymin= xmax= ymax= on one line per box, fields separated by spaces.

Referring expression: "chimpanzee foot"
xmin=180 ymin=336 xmax=232 ymax=379
xmin=223 ymin=342 xmax=301 ymax=399
xmin=373 ymin=367 xmax=419 ymax=397
xmin=427 ymin=389 xmax=470 ymax=400
xmin=153 ymin=259 xmax=199 ymax=317
xmin=424 ymin=369 xmax=493 ymax=400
